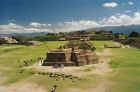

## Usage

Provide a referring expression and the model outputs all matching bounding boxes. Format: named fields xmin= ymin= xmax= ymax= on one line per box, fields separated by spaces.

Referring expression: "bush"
xmin=129 ymin=31 xmax=139 ymax=37
xmin=66 ymin=41 xmax=96 ymax=51
xmin=12 ymin=35 xmax=33 ymax=44
xmin=0 ymin=40 xmax=7 ymax=44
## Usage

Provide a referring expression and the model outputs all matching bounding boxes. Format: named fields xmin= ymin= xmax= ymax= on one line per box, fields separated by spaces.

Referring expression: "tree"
xmin=109 ymin=31 xmax=113 ymax=33
xmin=129 ymin=31 xmax=139 ymax=37
xmin=66 ymin=41 xmax=96 ymax=51
xmin=0 ymin=39 xmax=7 ymax=44
xmin=12 ymin=35 xmax=32 ymax=44
xmin=59 ymin=32 xmax=65 ymax=36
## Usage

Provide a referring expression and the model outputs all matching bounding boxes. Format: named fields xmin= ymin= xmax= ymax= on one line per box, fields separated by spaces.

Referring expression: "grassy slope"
xmin=0 ymin=41 xmax=140 ymax=92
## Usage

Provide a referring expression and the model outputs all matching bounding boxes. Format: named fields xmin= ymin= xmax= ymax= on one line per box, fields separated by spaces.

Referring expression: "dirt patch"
xmin=65 ymin=58 xmax=112 ymax=92
xmin=113 ymin=42 xmax=120 ymax=46
xmin=0 ymin=77 xmax=46 ymax=92
xmin=0 ymin=76 xmax=47 ymax=92
xmin=0 ymin=66 xmax=10 ymax=85
xmin=121 ymin=45 xmax=131 ymax=48
xmin=28 ymin=59 xmax=112 ymax=77
xmin=26 ymin=48 xmax=113 ymax=77
xmin=91 ymin=58 xmax=112 ymax=75
xmin=0 ymin=83 xmax=46 ymax=92
xmin=96 ymin=49 xmax=113 ymax=56
xmin=8 ymin=82 xmax=46 ymax=92
xmin=66 ymin=79 xmax=111 ymax=92
xmin=0 ymin=75 xmax=7 ymax=85
xmin=69 ymin=57 xmax=112 ymax=76
xmin=0 ymin=66 xmax=11 ymax=71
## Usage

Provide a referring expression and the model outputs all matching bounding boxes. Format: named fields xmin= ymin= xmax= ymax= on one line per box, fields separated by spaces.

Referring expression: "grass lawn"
xmin=92 ymin=40 xmax=120 ymax=47
xmin=108 ymin=48 xmax=140 ymax=92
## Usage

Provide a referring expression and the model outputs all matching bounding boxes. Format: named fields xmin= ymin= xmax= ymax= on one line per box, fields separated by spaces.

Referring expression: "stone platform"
xmin=42 ymin=48 xmax=98 ymax=66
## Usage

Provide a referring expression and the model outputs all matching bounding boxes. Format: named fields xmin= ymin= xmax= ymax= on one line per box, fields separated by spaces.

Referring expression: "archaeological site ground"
xmin=0 ymin=39 xmax=140 ymax=92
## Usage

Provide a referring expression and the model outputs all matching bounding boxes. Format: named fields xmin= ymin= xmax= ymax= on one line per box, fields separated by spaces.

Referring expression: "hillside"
xmin=88 ymin=24 xmax=140 ymax=34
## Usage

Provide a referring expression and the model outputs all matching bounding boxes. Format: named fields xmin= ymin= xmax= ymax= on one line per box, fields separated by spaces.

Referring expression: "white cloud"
xmin=47 ymin=24 xmax=52 ymax=26
xmin=100 ymin=12 xmax=140 ymax=26
xmin=30 ymin=22 xmax=51 ymax=27
xmin=1 ymin=12 xmax=140 ymax=33
xmin=24 ymin=28 xmax=53 ymax=33
xmin=52 ymin=20 xmax=100 ymax=32
xmin=0 ymin=23 xmax=52 ymax=34
xmin=128 ymin=1 xmax=134 ymax=5
xmin=103 ymin=2 xmax=118 ymax=8
xmin=0 ymin=23 xmax=25 ymax=33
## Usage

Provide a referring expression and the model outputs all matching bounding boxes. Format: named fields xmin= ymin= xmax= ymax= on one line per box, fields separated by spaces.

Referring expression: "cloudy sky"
xmin=0 ymin=0 xmax=140 ymax=33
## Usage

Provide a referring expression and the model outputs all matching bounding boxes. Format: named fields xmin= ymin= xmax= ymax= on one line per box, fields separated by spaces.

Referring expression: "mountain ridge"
xmin=0 ymin=24 xmax=140 ymax=37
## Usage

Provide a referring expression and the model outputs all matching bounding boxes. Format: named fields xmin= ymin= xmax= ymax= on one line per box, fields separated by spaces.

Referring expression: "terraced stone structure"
xmin=42 ymin=48 xmax=98 ymax=66
xmin=0 ymin=37 xmax=18 ymax=44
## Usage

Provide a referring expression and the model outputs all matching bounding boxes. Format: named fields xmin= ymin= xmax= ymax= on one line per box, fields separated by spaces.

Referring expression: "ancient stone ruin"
xmin=42 ymin=47 xmax=98 ymax=66
xmin=0 ymin=37 xmax=18 ymax=44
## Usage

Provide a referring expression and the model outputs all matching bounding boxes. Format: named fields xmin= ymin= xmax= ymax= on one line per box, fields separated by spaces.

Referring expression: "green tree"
xmin=129 ymin=31 xmax=139 ymax=37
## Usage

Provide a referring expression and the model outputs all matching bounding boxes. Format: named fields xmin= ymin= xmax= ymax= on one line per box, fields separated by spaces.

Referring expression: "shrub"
xmin=66 ymin=41 xmax=96 ymax=51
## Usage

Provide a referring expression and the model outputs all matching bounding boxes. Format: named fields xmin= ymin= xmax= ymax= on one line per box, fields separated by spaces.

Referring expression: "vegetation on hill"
xmin=6 ymin=30 xmax=139 ymax=43
xmin=6 ymin=30 xmax=140 ymax=49
xmin=12 ymin=35 xmax=33 ymax=44
xmin=34 ymin=33 xmax=59 ymax=41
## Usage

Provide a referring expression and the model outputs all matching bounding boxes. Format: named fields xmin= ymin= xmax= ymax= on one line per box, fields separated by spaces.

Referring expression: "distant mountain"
xmin=1 ymin=24 xmax=140 ymax=37
xmin=0 ymin=34 xmax=12 ymax=37
xmin=13 ymin=32 xmax=48 ymax=37
xmin=87 ymin=24 xmax=140 ymax=34
xmin=0 ymin=32 xmax=48 ymax=37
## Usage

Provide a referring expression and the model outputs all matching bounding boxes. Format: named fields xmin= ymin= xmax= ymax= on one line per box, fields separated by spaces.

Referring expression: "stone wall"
xmin=77 ymin=50 xmax=98 ymax=66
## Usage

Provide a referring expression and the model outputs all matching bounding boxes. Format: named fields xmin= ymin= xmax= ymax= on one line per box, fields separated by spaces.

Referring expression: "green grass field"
xmin=0 ymin=41 xmax=140 ymax=92
xmin=108 ymin=48 xmax=140 ymax=92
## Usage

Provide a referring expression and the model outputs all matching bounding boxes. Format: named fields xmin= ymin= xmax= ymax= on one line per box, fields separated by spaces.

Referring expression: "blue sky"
xmin=0 ymin=0 xmax=140 ymax=33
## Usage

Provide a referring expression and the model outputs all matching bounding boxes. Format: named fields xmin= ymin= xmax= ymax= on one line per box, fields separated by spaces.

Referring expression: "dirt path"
xmin=96 ymin=49 xmax=113 ymax=56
